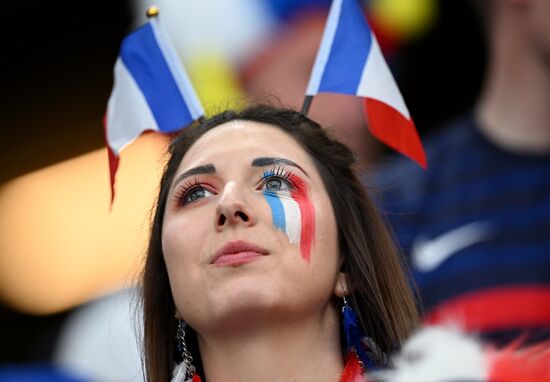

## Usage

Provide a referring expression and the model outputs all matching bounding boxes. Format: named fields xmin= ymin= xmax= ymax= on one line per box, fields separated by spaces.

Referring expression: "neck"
xmin=476 ymin=6 xmax=550 ymax=153
xmin=196 ymin=308 xmax=344 ymax=382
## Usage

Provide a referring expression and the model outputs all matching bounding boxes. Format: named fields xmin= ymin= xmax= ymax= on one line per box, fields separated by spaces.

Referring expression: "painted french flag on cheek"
xmin=263 ymin=174 xmax=316 ymax=262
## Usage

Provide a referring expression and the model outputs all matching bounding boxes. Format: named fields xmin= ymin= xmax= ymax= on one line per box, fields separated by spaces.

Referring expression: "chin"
xmin=223 ymin=282 xmax=277 ymax=309
xmin=206 ymin=285 xmax=285 ymax=329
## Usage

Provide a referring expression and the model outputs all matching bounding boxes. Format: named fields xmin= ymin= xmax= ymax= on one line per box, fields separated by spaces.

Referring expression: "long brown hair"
xmin=141 ymin=104 xmax=418 ymax=381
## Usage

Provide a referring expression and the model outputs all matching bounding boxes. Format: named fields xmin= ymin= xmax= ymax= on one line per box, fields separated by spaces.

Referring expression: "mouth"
xmin=212 ymin=240 xmax=269 ymax=266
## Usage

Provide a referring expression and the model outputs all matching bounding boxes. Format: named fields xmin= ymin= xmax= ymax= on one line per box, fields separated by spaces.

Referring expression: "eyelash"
xmin=174 ymin=178 xmax=209 ymax=206
xmin=173 ymin=166 xmax=298 ymax=206
xmin=259 ymin=166 xmax=296 ymax=190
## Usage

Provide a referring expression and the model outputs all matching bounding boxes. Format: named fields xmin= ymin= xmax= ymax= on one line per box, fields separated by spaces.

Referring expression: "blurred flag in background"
xmin=305 ymin=0 xmax=426 ymax=167
xmin=105 ymin=12 xmax=204 ymax=202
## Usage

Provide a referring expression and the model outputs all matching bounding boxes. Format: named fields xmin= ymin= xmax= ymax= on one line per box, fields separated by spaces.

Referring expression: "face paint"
xmin=288 ymin=173 xmax=315 ymax=261
xmin=262 ymin=172 xmax=315 ymax=261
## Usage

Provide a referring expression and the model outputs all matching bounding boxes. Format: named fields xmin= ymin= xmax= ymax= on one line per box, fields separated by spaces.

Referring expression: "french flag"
xmin=306 ymin=0 xmax=426 ymax=168
xmin=105 ymin=16 xmax=204 ymax=203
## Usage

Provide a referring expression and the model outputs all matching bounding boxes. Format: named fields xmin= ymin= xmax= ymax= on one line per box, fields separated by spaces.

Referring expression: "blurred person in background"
xmin=374 ymin=0 xmax=550 ymax=345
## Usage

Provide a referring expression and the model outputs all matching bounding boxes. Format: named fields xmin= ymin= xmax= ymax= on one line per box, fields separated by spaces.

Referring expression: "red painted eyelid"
xmin=287 ymin=173 xmax=308 ymax=191
xmin=261 ymin=172 xmax=308 ymax=193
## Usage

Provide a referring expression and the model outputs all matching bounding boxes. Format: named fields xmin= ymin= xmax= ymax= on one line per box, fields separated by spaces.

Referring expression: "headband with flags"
xmin=305 ymin=0 xmax=426 ymax=168
xmin=104 ymin=12 xmax=204 ymax=204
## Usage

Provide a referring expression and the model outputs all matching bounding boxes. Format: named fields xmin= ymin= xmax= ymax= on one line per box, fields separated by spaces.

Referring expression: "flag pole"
xmin=301 ymin=95 xmax=313 ymax=116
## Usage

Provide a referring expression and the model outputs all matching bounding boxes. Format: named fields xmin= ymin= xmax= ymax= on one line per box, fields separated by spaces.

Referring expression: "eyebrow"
xmin=251 ymin=157 xmax=309 ymax=177
xmin=171 ymin=164 xmax=216 ymax=192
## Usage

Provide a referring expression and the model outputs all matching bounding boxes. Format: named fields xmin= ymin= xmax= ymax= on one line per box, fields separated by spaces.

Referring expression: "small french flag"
xmin=305 ymin=0 xmax=426 ymax=168
xmin=105 ymin=15 xmax=204 ymax=203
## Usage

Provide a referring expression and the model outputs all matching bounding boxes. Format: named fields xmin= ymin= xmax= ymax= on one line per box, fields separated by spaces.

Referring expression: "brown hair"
xmin=141 ymin=104 xmax=418 ymax=381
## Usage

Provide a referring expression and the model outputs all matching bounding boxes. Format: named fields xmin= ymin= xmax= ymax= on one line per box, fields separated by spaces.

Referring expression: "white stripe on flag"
xmin=305 ymin=0 xmax=343 ymax=96
xmin=357 ymin=34 xmax=410 ymax=119
xmin=150 ymin=18 xmax=204 ymax=120
xmin=280 ymin=197 xmax=301 ymax=245
xmin=106 ymin=58 xmax=158 ymax=154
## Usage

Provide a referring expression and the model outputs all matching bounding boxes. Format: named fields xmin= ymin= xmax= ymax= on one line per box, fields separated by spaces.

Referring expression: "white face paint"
xmin=262 ymin=191 xmax=301 ymax=246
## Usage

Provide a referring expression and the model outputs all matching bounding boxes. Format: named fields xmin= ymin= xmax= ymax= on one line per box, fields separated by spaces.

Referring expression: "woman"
xmin=141 ymin=104 xmax=419 ymax=381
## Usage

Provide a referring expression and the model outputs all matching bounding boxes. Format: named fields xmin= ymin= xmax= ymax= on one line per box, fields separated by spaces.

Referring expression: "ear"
xmin=333 ymin=272 xmax=350 ymax=297
xmin=175 ymin=309 xmax=183 ymax=320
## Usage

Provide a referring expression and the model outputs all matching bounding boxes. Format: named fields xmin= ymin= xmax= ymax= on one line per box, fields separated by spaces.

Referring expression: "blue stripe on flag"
xmin=120 ymin=23 xmax=193 ymax=133
xmin=318 ymin=0 xmax=372 ymax=95
xmin=263 ymin=191 xmax=286 ymax=231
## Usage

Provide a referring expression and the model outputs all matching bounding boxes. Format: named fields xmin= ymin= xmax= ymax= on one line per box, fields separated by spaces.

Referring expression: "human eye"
xmin=174 ymin=178 xmax=215 ymax=206
xmin=259 ymin=166 xmax=295 ymax=193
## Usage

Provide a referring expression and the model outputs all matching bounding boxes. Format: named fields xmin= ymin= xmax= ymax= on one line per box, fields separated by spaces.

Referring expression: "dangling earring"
xmin=171 ymin=320 xmax=201 ymax=382
xmin=341 ymin=291 xmax=386 ymax=371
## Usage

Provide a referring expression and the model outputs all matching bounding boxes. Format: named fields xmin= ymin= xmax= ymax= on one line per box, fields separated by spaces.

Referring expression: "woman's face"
xmin=162 ymin=121 xmax=341 ymax=334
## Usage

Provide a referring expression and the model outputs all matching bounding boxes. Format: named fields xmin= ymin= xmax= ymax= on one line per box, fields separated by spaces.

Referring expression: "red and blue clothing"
xmin=372 ymin=114 xmax=550 ymax=344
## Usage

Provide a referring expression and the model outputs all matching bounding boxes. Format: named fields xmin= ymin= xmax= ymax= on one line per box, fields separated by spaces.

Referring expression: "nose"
xmin=215 ymin=182 xmax=256 ymax=230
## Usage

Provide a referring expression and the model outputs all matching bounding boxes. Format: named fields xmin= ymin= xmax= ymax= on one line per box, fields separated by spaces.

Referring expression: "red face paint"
xmin=288 ymin=173 xmax=316 ymax=262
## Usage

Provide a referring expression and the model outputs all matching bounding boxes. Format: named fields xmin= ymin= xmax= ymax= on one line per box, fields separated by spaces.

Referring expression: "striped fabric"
xmin=106 ymin=18 xmax=203 ymax=155
xmin=373 ymin=114 xmax=550 ymax=344
xmin=305 ymin=0 xmax=425 ymax=168
xmin=105 ymin=16 xmax=203 ymax=202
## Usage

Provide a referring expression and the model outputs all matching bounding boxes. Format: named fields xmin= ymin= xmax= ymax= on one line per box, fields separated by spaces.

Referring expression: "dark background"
xmin=0 ymin=0 xmax=485 ymax=363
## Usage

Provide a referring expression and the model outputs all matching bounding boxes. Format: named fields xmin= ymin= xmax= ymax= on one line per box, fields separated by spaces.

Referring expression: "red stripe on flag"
xmin=103 ymin=112 xmax=118 ymax=208
xmin=424 ymin=286 xmax=550 ymax=331
xmin=364 ymin=98 xmax=427 ymax=168
xmin=107 ymin=146 xmax=119 ymax=207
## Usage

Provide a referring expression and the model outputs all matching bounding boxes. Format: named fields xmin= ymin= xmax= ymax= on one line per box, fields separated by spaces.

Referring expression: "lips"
xmin=212 ymin=240 xmax=269 ymax=265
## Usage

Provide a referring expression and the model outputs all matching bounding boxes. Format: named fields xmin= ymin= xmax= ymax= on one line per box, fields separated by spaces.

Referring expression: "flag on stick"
xmin=105 ymin=9 xmax=204 ymax=204
xmin=305 ymin=0 xmax=426 ymax=168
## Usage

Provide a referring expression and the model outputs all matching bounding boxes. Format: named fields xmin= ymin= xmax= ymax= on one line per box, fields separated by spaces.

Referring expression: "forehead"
xmin=178 ymin=120 xmax=312 ymax=171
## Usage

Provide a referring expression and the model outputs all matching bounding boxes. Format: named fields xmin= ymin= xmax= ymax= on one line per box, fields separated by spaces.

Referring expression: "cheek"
xmin=263 ymin=192 xmax=302 ymax=246
xmin=310 ymin=186 xmax=338 ymax=263
xmin=161 ymin=223 xmax=186 ymax=277
xmin=290 ymin=186 xmax=316 ymax=262
xmin=161 ymin=216 xmax=204 ymax=315
xmin=262 ymin=183 xmax=316 ymax=262
xmin=161 ymin=214 xmax=203 ymax=271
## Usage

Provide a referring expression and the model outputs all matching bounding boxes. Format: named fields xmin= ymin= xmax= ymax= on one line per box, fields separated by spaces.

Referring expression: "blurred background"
xmin=0 ymin=0 xmax=485 ymax=380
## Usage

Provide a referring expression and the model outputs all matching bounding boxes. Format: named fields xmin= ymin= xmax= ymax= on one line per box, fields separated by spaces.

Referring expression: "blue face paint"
xmin=263 ymin=191 xmax=286 ymax=232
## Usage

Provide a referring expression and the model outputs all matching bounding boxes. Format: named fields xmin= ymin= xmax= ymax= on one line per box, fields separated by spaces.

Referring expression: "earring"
xmin=341 ymin=293 xmax=386 ymax=371
xmin=171 ymin=320 xmax=201 ymax=382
